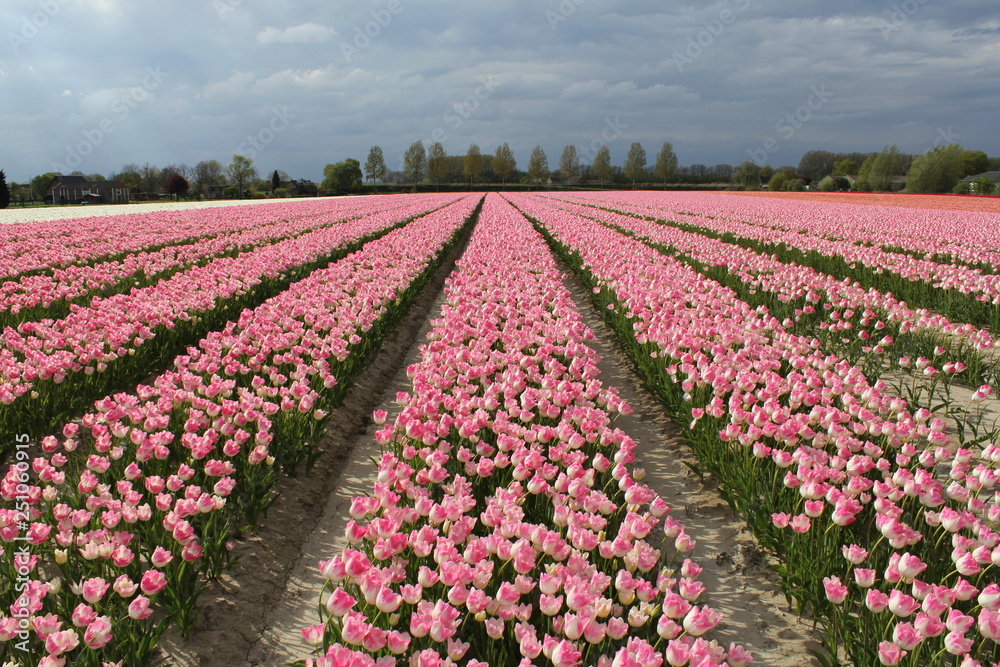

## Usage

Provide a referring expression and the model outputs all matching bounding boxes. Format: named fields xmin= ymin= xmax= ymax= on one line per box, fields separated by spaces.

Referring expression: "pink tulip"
xmin=877 ymin=641 xmax=906 ymax=665
xmin=823 ymin=576 xmax=848 ymax=604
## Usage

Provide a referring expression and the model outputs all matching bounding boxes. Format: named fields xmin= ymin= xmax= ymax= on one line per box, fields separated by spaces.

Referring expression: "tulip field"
xmin=2 ymin=192 xmax=1000 ymax=667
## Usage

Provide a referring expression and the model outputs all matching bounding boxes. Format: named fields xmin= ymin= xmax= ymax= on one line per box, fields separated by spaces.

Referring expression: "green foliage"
xmin=593 ymin=145 xmax=613 ymax=184
xmin=274 ymin=187 xmax=290 ymax=198
xmin=364 ymin=146 xmax=387 ymax=184
xmin=558 ymin=145 xmax=579 ymax=181
xmin=654 ymin=141 xmax=678 ymax=184
xmin=816 ymin=176 xmax=837 ymax=192
xmin=226 ymin=155 xmax=257 ymax=198
xmin=733 ymin=160 xmax=760 ymax=189
xmin=321 ymin=158 xmax=364 ymax=195
xmin=783 ymin=178 xmax=806 ymax=191
xmin=767 ymin=172 xmax=788 ymax=191
xmin=403 ymin=141 xmax=427 ymax=184
xmin=797 ymin=149 xmax=837 ymax=182
xmin=0 ymin=170 xmax=9 ymax=209
xmin=905 ymin=144 xmax=966 ymax=193
xmin=623 ymin=142 xmax=646 ymax=187
xmin=222 ymin=185 xmax=239 ymax=199
xmin=463 ymin=144 xmax=483 ymax=185
xmin=832 ymin=158 xmax=858 ymax=176
xmin=527 ymin=145 xmax=549 ymax=182
xmin=427 ymin=142 xmax=448 ymax=186
xmin=962 ymin=149 xmax=989 ymax=178
xmin=953 ymin=181 xmax=972 ymax=195
xmin=31 ymin=172 xmax=59 ymax=200
xmin=491 ymin=142 xmax=517 ymax=185
xmin=970 ymin=176 xmax=996 ymax=194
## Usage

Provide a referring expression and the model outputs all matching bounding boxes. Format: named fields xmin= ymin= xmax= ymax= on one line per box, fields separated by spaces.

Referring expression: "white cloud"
xmin=201 ymin=71 xmax=256 ymax=100
xmin=257 ymin=23 xmax=336 ymax=45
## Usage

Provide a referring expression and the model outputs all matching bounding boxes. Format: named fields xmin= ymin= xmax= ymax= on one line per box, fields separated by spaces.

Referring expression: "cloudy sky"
xmin=1 ymin=0 xmax=998 ymax=182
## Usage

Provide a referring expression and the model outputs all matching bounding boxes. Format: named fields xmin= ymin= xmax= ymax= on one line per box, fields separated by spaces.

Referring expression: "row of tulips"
xmin=0 ymin=194 xmax=483 ymax=666
xmin=299 ymin=194 xmax=751 ymax=667
xmin=555 ymin=192 xmax=1000 ymax=273
xmin=552 ymin=193 xmax=1000 ymax=334
xmin=508 ymin=193 xmax=1000 ymax=666
xmin=0 ymin=195 xmax=462 ymax=450
xmin=0 ymin=197 xmax=392 ymax=329
xmin=538 ymin=197 xmax=1000 ymax=387
xmin=0 ymin=200 xmax=361 ymax=282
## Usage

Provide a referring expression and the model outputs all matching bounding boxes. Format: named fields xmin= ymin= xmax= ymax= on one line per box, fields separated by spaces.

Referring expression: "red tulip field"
xmin=2 ymin=191 xmax=1000 ymax=666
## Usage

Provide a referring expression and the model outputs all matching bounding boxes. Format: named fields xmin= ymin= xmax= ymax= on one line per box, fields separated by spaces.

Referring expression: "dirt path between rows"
xmin=157 ymin=225 xmax=821 ymax=666
xmin=557 ymin=271 xmax=821 ymax=665
xmin=154 ymin=229 xmax=472 ymax=667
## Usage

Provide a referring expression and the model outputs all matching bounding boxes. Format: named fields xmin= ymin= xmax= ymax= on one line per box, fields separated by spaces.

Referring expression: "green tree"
xmin=654 ymin=142 xmax=678 ymax=185
xmin=527 ymin=145 xmax=549 ymax=183
xmin=855 ymin=147 xmax=904 ymax=192
xmin=0 ymin=170 xmax=9 ymax=209
xmin=8 ymin=182 xmax=25 ymax=204
xmin=226 ymin=155 xmax=258 ymax=198
xmin=593 ymin=145 xmax=613 ymax=186
xmin=623 ymin=142 xmax=646 ymax=188
xmin=427 ymin=142 xmax=448 ymax=188
xmin=365 ymin=146 xmax=387 ymax=185
xmin=491 ymin=143 xmax=517 ymax=186
xmin=558 ymin=145 xmax=579 ymax=181
xmin=463 ymin=144 xmax=483 ymax=186
xmin=832 ymin=158 xmax=858 ymax=176
xmin=906 ymin=144 xmax=966 ymax=193
xmin=970 ymin=176 xmax=995 ymax=194
xmin=962 ymin=150 xmax=989 ymax=179
xmin=322 ymin=159 xmax=364 ymax=195
xmin=403 ymin=141 xmax=427 ymax=186
xmin=192 ymin=160 xmax=224 ymax=198
xmin=30 ymin=172 xmax=58 ymax=201
xmin=140 ymin=163 xmax=164 ymax=196
xmin=767 ymin=172 xmax=789 ymax=191
xmin=733 ymin=161 xmax=760 ymax=189
xmin=270 ymin=170 xmax=281 ymax=191
xmin=797 ymin=150 xmax=837 ymax=183
xmin=114 ymin=163 xmax=143 ymax=193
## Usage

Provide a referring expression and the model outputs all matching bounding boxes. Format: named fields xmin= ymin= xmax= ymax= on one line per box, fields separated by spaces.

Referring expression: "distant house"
xmin=288 ymin=179 xmax=318 ymax=197
xmin=960 ymin=171 xmax=1000 ymax=184
xmin=47 ymin=175 xmax=129 ymax=205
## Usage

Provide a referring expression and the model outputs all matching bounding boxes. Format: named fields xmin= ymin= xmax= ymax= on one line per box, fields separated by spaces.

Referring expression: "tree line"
xmin=736 ymin=145 xmax=1000 ymax=194
xmin=3 ymin=140 xmax=998 ymax=209
xmin=370 ymin=140 xmax=681 ymax=190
